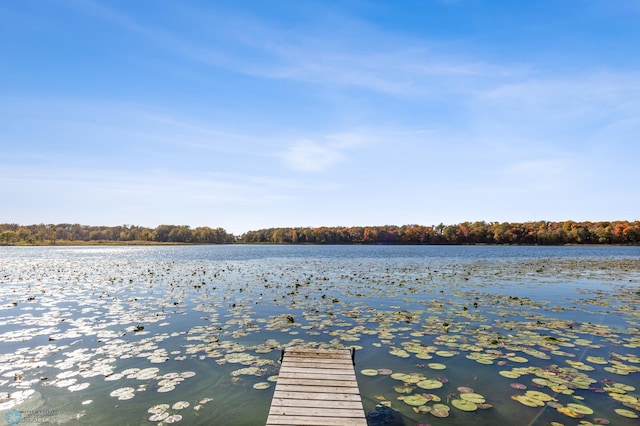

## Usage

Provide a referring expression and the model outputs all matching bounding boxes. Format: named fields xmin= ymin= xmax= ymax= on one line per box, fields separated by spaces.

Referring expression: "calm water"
xmin=1 ymin=245 xmax=639 ymax=425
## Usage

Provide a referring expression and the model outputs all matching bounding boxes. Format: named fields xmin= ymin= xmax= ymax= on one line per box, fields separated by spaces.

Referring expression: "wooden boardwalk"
xmin=266 ymin=348 xmax=367 ymax=426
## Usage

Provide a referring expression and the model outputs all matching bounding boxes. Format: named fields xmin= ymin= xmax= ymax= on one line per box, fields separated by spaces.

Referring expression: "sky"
xmin=1 ymin=0 xmax=639 ymax=235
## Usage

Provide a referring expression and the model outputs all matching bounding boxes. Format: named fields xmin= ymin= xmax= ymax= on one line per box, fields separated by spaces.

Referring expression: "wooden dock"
xmin=266 ymin=348 xmax=367 ymax=426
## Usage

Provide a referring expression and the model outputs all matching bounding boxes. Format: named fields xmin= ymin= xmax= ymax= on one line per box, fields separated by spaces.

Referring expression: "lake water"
xmin=1 ymin=245 xmax=639 ymax=425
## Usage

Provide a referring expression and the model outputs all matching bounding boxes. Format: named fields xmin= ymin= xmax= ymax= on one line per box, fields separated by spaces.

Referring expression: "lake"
xmin=1 ymin=245 xmax=639 ymax=425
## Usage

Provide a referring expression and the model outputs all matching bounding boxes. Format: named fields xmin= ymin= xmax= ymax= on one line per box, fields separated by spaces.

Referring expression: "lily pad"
xmin=566 ymin=403 xmax=593 ymax=415
xmin=416 ymin=379 xmax=443 ymax=390
xmin=415 ymin=353 xmax=433 ymax=360
xmin=557 ymin=406 xmax=581 ymax=418
xmin=430 ymin=403 xmax=450 ymax=418
xmin=165 ymin=414 xmax=182 ymax=423
xmin=390 ymin=373 xmax=412 ymax=381
xmin=614 ymin=409 xmax=638 ymax=419
xmin=109 ymin=387 xmax=135 ymax=400
xmin=172 ymin=401 xmax=190 ymax=410
xmin=511 ymin=394 xmax=544 ymax=407
xmin=612 ymin=382 xmax=635 ymax=392
xmin=452 ymin=398 xmax=478 ymax=411
xmin=68 ymin=382 xmax=90 ymax=392
xmin=499 ymin=370 xmax=520 ymax=379
xmin=149 ymin=412 xmax=169 ymax=422
xmin=403 ymin=394 xmax=428 ymax=406
xmin=393 ymin=385 xmax=414 ymax=394
xmin=585 ymin=356 xmax=608 ymax=365
xmin=253 ymin=382 xmax=270 ymax=390
xmin=428 ymin=363 xmax=446 ymax=370
xmin=525 ymin=390 xmax=554 ymax=401
xmin=148 ymin=404 xmax=170 ymax=414
xmin=460 ymin=392 xmax=485 ymax=404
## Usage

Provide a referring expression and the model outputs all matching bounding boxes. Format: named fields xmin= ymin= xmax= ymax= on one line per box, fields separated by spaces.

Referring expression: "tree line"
xmin=1 ymin=221 xmax=639 ymax=246
xmin=0 ymin=224 xmax=234 ymax=245
xmin=239 ymin=221 xmax=640 ymax=245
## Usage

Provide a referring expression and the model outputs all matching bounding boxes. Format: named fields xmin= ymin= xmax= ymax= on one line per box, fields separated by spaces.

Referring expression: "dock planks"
xmin=266 ymin=348 xmax=367 ymax=426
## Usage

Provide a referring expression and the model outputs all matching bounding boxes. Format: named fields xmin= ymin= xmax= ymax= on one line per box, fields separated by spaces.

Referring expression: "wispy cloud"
xmin=279 ymin=139 xmax=345 ymax=172
xmin=224 ymin=23 xmax=521 ymax=97
xmin=37 ymin=1 xmax=640 ymax=110
xmin=68 ymin=1 xmax=514 ymax=98
xmin=503 ymin=158 xmax=575 ymax=191
xmin=468 ymin=71 xmax=640 ymax=157
xmin=0 ymin=97 xmax=273 ymax=168
xmin=278 ymin=132 xmax=369 ymax=172
xmin=476 ymin=71 xmax=640 ymax=115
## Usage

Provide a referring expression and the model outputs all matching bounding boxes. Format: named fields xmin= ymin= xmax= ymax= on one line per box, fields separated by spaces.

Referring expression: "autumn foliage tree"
xmin=1 ymin=221 xmax=639 ymax=245
xmin=238 ymin=221 xmax=640 ymax=245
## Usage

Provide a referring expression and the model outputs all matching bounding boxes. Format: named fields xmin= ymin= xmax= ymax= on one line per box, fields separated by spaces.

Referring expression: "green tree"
xmin=0 ymin=230 xmax=17 ymax=245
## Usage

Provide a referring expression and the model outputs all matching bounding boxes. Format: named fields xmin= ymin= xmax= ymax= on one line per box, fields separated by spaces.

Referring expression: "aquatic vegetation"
xmin=451 ymin=398 xmax=478 ymax=411
xmin=0 ymin=245 xmax=639 ymax=425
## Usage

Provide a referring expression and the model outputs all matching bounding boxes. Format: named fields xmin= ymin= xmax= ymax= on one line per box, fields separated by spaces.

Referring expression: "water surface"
xmin=1 ymin=245 xmax=638 ymax=425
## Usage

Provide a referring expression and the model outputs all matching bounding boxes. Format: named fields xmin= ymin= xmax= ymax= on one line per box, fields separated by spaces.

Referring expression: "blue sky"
xmin=1 ymin=0 xmax=639 ymax=234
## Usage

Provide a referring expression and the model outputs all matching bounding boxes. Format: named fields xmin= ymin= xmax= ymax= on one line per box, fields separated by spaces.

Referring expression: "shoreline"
xmin=2 ymin=241 xmax=637 ymax=247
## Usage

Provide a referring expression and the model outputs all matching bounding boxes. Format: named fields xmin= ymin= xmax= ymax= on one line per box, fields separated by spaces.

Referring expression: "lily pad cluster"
xmin=1 ymin=246 xmax=639 ymax=425
xmin=361 ymin=368 xmax=492 ymax=420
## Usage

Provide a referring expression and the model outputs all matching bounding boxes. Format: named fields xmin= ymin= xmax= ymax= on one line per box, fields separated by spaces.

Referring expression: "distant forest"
xmin=1 ymin=221 xmax=639 ymax=245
